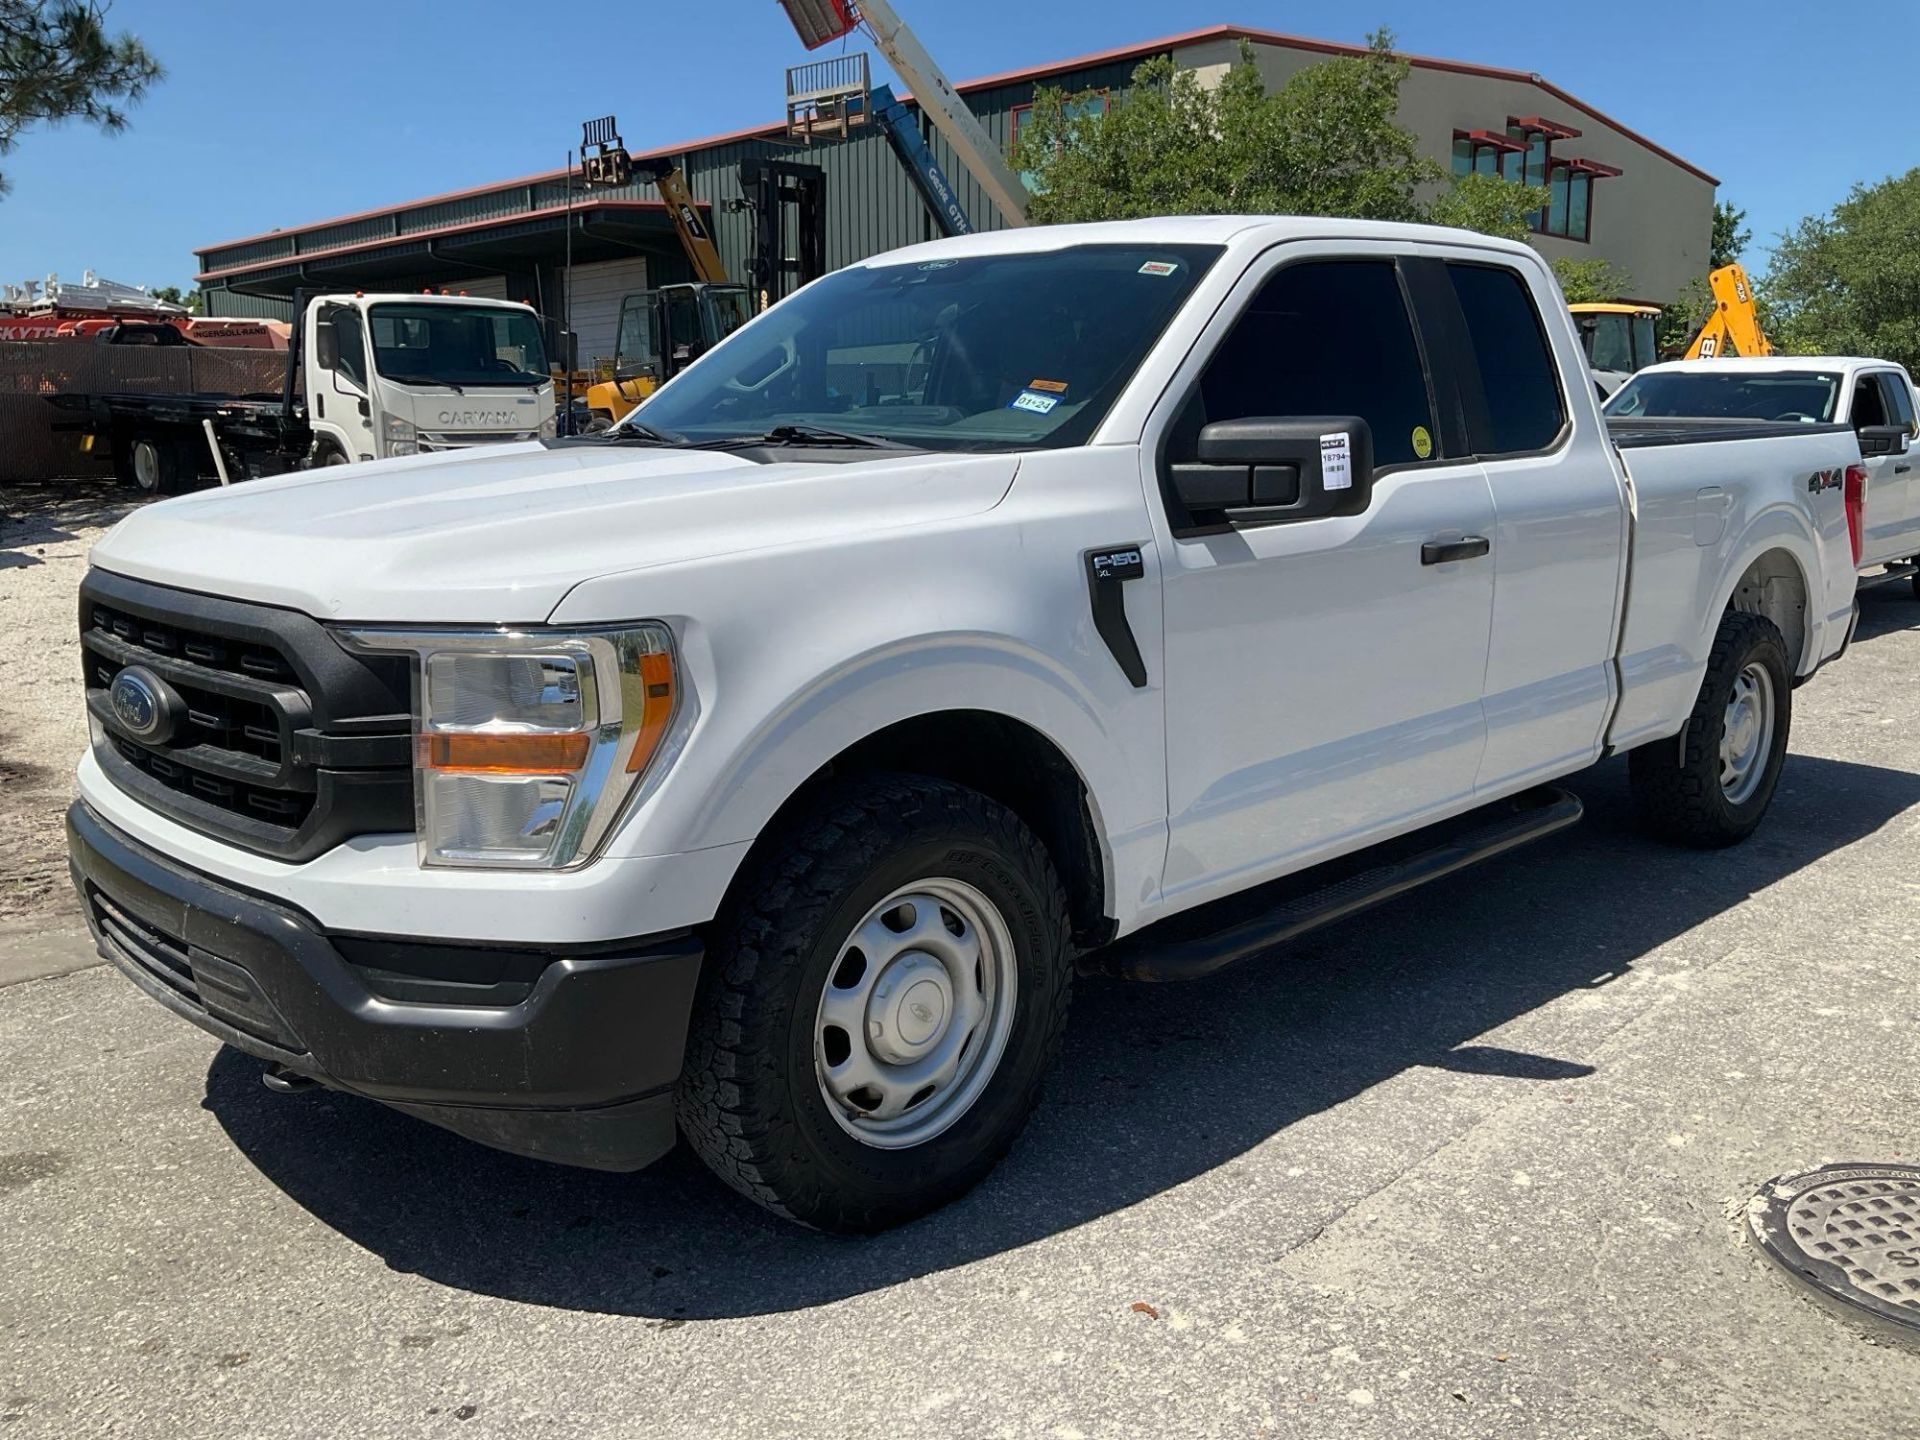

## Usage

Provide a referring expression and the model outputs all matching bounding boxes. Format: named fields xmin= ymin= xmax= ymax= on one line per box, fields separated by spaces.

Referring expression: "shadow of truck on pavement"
xmin=200 ymin=750 xmax=1920 ymax=1319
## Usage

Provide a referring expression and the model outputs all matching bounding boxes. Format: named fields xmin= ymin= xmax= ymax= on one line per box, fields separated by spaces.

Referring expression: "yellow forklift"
xmin=580 ymin=152 xmax=826 ymax=430
xmin=579 ymin=157 xmax=753 ymax=429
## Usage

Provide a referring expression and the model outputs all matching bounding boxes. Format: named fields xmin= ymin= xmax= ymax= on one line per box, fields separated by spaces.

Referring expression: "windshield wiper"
xmin=599 ymin=420 xmax=682 ymax=444
xmin=383 ymin=374 xmax=465 ymax=394
xmin=696 ymin=423 xmax=912 ymax=451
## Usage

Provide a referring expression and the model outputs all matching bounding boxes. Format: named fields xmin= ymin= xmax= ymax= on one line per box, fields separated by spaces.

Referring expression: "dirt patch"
xmin=0 ymin=482 xmax=146 ymax=921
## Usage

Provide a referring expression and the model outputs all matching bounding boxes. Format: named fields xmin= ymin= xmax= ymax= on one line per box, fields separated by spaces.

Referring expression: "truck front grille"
xmin=417 ymin=430 xmax=539 ymax=451
xmin=80 ymin=570 xmax=415 ymax=862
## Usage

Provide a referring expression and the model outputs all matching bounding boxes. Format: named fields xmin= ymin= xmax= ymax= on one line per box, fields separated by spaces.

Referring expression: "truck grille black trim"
xmin=80 ymin=570 xmax=414 ymax=861
xmin=91 ymin=888 xmax=199 ymax=1004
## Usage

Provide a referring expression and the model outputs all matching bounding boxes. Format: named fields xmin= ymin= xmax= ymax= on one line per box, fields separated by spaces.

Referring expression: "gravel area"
xmin=0 ymin=482 xmax=143 ymax=921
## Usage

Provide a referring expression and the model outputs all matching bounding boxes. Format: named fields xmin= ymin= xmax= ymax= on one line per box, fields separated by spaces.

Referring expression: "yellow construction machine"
xmin=1683 ymin=262 xmax=1773 ymax=360
xmin=581 ymin=158 xmax=754 ymax=430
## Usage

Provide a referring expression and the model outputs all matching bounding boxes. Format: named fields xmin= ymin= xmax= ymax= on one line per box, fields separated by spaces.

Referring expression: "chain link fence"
xmin=1 ymin=342 xmax=290 ymax=482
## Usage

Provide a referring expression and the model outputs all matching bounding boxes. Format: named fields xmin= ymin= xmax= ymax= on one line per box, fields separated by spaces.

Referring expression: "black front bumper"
xmin=67 ymin=800 xmax=704 ymax=1172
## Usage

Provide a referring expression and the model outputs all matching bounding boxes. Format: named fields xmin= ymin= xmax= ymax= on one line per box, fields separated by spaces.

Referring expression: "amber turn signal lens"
xmin=421 ymin=730 xmax=591 ymax=774
xmin=626 ymin=650 xmax=676 ymax=773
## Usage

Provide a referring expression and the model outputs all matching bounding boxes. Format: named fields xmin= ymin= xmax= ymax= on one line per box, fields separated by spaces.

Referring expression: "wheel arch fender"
xmin=624 ymin=630 xmax=1153 ymax=940
xmin=1708 ymin=512 xmax=1821 ymax=675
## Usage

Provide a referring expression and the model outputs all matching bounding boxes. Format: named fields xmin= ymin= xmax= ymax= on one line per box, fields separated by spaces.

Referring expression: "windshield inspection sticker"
xmin=1028 ymin=378 xmax=1069 ymax=393
xmin=1320 ymin=431 xmax=1353 ymax=491
xmin=1010 ymin=389 xmax=1061 ymax=415
xmin=1138 ymin=260 xmax=1180 ymax=276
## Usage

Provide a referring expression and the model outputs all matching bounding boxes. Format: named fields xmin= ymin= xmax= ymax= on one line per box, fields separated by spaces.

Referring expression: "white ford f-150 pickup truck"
xmin=1607 ymin=355 xmax=1920 ymax=592
xmin=68 ymin=217 xmax=1864 ymax=1231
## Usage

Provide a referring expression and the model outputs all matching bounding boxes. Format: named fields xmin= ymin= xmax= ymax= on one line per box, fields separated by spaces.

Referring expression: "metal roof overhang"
xmin=202 ymin=205 xmax=686 ymax=299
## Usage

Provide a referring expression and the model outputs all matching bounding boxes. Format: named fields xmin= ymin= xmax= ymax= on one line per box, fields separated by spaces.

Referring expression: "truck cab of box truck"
xmin=303 ymin=294 xmax=556 ymax=464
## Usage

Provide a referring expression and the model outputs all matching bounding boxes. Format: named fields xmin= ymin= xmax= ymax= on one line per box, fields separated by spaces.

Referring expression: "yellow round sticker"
xmin=1411 ymin=425 xmax=1433 ymax=459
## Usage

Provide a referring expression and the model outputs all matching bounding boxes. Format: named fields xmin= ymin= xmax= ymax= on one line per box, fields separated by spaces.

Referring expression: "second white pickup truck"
xmin=68 ymin=218 xmax=1863 ymax=1231
xmin=1608 ymin=355 xmax=1920 ymax=590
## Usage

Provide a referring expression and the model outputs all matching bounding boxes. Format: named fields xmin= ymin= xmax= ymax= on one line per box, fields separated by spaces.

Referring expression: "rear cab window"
xmin=1606 ymin=370 xmax=1843 ymax=423
xmin=1444 ymin=263 xmax=1567 ymax=456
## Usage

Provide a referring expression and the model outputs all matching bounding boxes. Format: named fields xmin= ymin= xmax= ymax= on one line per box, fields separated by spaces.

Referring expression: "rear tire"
xmin=677 ymin=774 xmax=1073 ymax=1232
xmin=126 ymin=435 xmax=178 ymax=494
xmin=1628 ymin=610 xmax=1792 ymax=848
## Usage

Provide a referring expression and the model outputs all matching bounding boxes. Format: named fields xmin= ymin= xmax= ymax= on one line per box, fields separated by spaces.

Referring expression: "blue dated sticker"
xmin=1009 ymin=389 xmax=1060 ymax=415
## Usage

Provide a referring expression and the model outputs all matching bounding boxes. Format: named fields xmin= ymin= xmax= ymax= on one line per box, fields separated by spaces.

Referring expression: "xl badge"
xmin=109 ymin=665 xmax=174 ymax=744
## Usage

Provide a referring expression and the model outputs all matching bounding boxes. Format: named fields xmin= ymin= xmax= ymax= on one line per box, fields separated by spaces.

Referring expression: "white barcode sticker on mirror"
xmin=1320 ymin=431 xmax=1353 ymax=491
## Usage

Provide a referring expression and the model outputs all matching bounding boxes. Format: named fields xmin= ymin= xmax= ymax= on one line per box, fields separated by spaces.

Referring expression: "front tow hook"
xmin=261 ymin=1064 xmax=317 ymax=1095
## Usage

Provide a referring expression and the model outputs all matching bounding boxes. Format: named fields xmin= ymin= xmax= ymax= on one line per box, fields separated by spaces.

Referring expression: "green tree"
xmin=1010 ymin=32 xmax=1542 ymax=237
xmin=0 ymin=1 xmax=160 ymax=195
xmin=1711 ymin=200 xmax=1751 ymax=269
xmin=1764 ymin=169 xmax=1920 ymax=370
xmin=149 ymin=283 xmax=199 ymax=313
xmin=1428 ymin=172 xmax=1548 ymax=242
xmin=1550 ymin=257 xmax=1633 ymax=304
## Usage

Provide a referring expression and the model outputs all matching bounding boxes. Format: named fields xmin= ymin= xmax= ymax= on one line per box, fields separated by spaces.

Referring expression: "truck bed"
xmin=1606 ymin=418 xmax=1861 ymax=753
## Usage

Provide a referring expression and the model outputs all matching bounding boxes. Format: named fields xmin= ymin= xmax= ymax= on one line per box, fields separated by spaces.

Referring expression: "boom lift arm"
xmin=634 ymin=158 xmax=729 ymax=285
xmin=1685 ymin=263 xmax=1774 ymax=360
xmin=869 ymin=82 xmax=974 ymax=237
xmin=781 ymin=0 xmax=1029 ymax=228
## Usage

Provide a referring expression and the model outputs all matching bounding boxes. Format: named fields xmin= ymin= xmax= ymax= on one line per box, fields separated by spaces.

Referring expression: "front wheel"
xmin=677 ymin=774 xmax=1073 ymax=1232
xmin=1628 ymin=610 xmax=1792 ymax=847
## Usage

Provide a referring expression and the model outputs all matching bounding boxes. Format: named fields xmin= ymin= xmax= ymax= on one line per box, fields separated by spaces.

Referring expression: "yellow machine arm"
xmin=640 ymin=160 xmax=729 ymax=286
xmin=1685 ymin=263 xmax=1773 ymax=360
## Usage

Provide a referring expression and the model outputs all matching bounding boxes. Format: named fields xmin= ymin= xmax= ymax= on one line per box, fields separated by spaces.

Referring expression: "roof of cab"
xmin=846 ymin=215 xmax=1545 ymax=267
xmin=1637 ymin=356 xmax=1914 ymax=379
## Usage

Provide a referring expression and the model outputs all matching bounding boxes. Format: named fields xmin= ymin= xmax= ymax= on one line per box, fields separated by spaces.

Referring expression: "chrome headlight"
xmin=538 ymin=411 xmax=558 ymax=439
xmin=345 ymin=624 xmax=684 ymax=869
xmin=383 ymin=414 xmax=419 ymax=457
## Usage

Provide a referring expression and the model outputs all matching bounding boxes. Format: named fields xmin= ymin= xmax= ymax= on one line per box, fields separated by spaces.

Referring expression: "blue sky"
xmin=1 ymin=0 xmax=1911 ymax=291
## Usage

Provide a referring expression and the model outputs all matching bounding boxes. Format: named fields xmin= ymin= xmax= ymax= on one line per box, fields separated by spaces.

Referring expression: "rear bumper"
xmin=67 ymin=799 xmax=703 ymax=1172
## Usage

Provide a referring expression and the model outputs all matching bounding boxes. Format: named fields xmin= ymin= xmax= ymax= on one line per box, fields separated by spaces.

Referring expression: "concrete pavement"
xmin=5 ymin=583 xmax=1920 ymax=1438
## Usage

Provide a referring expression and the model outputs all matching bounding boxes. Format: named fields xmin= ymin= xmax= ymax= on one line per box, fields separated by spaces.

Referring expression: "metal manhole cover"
xmin=1748 ymin=1163 xmax=1920 ymax=1337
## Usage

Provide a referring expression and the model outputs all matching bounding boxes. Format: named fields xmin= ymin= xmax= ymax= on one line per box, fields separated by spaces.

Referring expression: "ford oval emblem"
xmin=108 ymin=666 xmax=172 ymax=743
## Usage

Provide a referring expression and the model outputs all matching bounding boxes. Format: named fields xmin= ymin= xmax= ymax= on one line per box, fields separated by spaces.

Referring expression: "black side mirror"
xmin=1857 ymin=423 xmax=1909 ymax=457
xmin=313 ymin=320 xmax=339 ymax=371
xmin=1170 ymin=416 xmax=1376 ymax=528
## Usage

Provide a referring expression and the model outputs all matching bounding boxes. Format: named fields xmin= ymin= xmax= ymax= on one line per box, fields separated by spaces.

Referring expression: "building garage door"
xmin=565 ymin=257 xmax=649 ymax=371
xmin=460 ymin=274 xmax=510 ymax=300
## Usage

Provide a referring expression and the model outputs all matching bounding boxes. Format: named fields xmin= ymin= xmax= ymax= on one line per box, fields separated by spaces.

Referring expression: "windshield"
xmin=1607 ymin=369 xmax=1842 ymax=423
xmin=367 ymin=304 xmax=548 ymax=387
xmin=1630 ymin=313 xmax=1657 ymax=369
xmin=624 ymin=244 xmax=1222 ymax=451
xmin=1586 ymin=315 xmax=1634 ymax=374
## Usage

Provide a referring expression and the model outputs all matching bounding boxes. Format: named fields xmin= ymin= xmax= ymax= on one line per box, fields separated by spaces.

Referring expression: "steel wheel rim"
xmin=132 ymin=442 xmax=160 ymax=491
xmin=813 ymin=877 xmax=1018 ymax=1150
xmin=1719 ymin=660 xmax=1775 ymax=805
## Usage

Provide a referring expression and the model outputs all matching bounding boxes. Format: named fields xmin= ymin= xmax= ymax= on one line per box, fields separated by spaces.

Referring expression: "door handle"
xmin=1421 ymin=536 xmax=1491 ymax=565
xmin=1896 ymin=463 xmax=1911 ymax=474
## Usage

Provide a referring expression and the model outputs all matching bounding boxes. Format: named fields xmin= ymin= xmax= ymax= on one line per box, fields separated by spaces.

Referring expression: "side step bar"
xmin=1089 ymin=786 xmax=1584 ymax=983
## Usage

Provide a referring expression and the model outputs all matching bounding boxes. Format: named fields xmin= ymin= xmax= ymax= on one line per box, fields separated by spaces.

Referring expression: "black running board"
xmin=1089 ymin=786 xmax=1584 ymax=982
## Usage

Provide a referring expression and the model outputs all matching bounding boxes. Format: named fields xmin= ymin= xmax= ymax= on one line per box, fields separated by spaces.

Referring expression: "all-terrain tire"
xmin=1628 ymin=609 xmax=1792 ymax=848
xmin=676 ymin=773 xmax=1073 ymax=1233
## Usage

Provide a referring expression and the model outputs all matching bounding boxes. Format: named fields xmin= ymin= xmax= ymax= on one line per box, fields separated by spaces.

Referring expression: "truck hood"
xmin=90 ymin=441 xmax=1019 ymax=623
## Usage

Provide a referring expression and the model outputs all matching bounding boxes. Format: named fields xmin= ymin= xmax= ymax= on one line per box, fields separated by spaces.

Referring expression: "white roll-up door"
xmin=564 ymin=257 xmax=650 ymax=370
